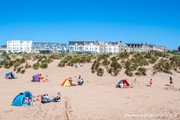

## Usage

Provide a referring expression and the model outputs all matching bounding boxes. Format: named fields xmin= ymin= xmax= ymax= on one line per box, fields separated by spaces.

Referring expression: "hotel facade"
xmin=6 ymin=40 xmax=32 ymax=53
xmin=69 ymin=41 xmax=125 ymax=53
xmin=31 ymin=43 xmax=67 ymax=53
xmin=69 ymin=41 xmax=100 ymax=53
xmin=125 ymin=43 xmax=167 ymax=53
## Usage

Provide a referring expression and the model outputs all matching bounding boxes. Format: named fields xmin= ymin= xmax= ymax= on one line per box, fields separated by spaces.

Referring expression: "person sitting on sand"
xmin=41 ymin=95 xmax=47 ymax=103
xmin=68 ymin=77 xmax=73 ymax=85
xmin=41 ymin=94 xmax=51 ymax=103
xmin=78 ymin=78 xmax=84 ymax=85
xmin=120 ymin=83 xmax=123 ymax=88
xmin=123 ymin=83 xmax=127 ymax=88
xmin=170 ymin=77 xmax=173 ymax=84
xmin=53 ymin=92 xmax=61 ymax=102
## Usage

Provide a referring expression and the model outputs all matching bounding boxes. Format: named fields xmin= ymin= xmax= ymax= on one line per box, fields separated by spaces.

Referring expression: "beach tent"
xmin=61 ymin=79 xmax=71 ymax=87
xmin=5 ymin=72 xmax=15 ymax=79
xmin=116 ymin=79 xmax=130 ymax=88
xmin=12 ymin=91 xmax=32 ymax=106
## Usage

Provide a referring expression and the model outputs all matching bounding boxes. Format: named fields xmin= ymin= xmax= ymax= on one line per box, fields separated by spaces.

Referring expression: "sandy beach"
xmin=0 ymin=60 xmax=180 ymax=120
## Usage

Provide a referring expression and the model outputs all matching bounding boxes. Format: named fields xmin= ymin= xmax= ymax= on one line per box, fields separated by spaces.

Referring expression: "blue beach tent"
xmin=5 ymin=72 xmax=15 ymax=79
xmin=12 ymin=91 xmax=32 ymax=106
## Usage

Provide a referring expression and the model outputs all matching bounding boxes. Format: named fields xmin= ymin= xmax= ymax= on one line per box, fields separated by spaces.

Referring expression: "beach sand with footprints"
xmin=0 ymin=60 xmax=180 ymax=120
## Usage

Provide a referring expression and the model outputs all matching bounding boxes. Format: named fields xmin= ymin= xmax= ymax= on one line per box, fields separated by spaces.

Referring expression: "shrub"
xmin=23 ymin=54 xmax=32 ymax=60
xmin=25 ymin=64 xmax=31 ymax=69
xmin=125 ymin=61 xmax=131 ymax=69
xmin=97 ymin=68 xmax=104 ymax=76
xmin=149 ymin=57 xmax=158 ymax=64
xmin=70 ymin=57 xmax=80 ymax=63
xmin=97 ymin=55 xmax=103 ymax=62
xmin=20 ymin=58 xmax=26 ymax=64
xmin=108 ymin=68 xmax=113 ymax=75
xmin=144 ymin=53 xmax=153 ymax=59
xmin=41 ymin=58 xmax=53 ymax=64
xmin=131 ymin=64 xmax=138 ymax=71
xmin=49 ymin=54 xmax=59 ymax=59
xmin=121 ymin=60 xmax=126 ymax=68
xmin=136 ymin=67 xmax=147 ymax=76
xmin=118 ymin=52 xmax=130 ymax=59
xmin=17 ymin=66 xmax=23 ymax=73
xmin=5 ymin=56 xmax=11 ymax=61
xmin=91 ymin=60 xmax=97 ymax=71
xmin=111 ymin=62 xmax=122 ymax=69
xmin=4 ymin=63 xmax=10 ymax=69
xmin=110 ymin=57 xmax=118 ymax=62
xmin=102 ymin=59 xmax=110 ymax=66
xmin=21 ymin=69 xmax=26 ymax=74
xmin=94 ymin=62 xmax=100 ymax=71
xmin=40 ymin=63 xmax=48 ymax=69
xmin=153 ymin=59 xmax=172 ymax=74
xmin=33 ymin=63 xmax=40 ymax=70
xmin=125 ymin=68 xmax=133 ymax=76
xmin=113 ymin=68 xmax=119 ymax=76
xmin=9 ymin=61 xmax=16 ymax=67
xmin=58 ymin=62 xmax=65 ymax=67
xmin=169 ymin=56 xmax=180 ymax=67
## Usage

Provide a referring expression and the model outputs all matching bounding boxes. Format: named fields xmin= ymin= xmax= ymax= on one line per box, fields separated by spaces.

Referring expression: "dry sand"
xmin=0 ymin=60 xmax=180 ymax=120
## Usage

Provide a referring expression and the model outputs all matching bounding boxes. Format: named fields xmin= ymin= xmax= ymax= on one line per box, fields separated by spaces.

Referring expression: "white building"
xmin=105 ymin=41 xmax=120 ymax=53
xmin=125 ymin=43 xmax=167 ymax=53
xmin=69 ymin=41 xmax=100 ymax=53
xmin=7 ymin=40 xmax=32 ymax=53
xmin=32 ymin=43 xmax=67 ymax=53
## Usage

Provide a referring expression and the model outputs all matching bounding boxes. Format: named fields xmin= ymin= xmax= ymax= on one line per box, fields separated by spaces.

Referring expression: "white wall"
xmin=7 ymin=40 xmax=32 ymax=53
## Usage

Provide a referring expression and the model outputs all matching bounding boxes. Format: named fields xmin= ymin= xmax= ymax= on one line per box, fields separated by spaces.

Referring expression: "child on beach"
xmin=170 ymin=77 xmax=173 ymax=84
xmin=37 ymin=96 xmax=41 ymax=101
xmin=150 ymin=79 xmax=152 ymax=86
xmin=78 ymin=75 xmax=81 ymax=80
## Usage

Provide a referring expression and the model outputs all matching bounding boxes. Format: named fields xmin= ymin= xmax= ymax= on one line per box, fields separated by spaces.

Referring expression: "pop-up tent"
xmin=12 ymin=91 xmax=32 ymax=106
xmin=61 ymin=79 xmax=71 ymax=87
xmin=116 ymin=79 xmax=130 ymax=88
xmin=5 ymin=72 xmax=15 ymax=79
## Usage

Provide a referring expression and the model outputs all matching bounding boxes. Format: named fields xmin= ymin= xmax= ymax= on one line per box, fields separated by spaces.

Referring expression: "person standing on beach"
xmin=150 ymin=79 xmax=152 ymax=86
xmin=170 ymin=77 xmax=173 ymax=84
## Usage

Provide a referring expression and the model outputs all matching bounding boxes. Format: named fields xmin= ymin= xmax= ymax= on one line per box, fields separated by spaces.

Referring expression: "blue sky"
xmin=0 ymin=0 xmax=180 ymax=49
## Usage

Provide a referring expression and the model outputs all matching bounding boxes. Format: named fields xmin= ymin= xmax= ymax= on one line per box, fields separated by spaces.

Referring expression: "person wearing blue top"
xmin=78 ymin=78 xmax=84 ymax=85
xmin=78 ymin=75 xmax=81 ymax=80
xmin=170 ymin=77 xmax=173 ymax=84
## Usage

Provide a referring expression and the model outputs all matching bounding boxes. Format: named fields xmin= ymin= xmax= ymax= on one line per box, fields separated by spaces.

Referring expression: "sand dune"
xmin=0 ymin=60 xmax=180 ymax=120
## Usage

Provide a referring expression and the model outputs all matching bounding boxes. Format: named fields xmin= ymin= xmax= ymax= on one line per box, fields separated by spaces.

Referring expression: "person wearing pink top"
xmin=150 ymin=79 xmax=152 ymax=86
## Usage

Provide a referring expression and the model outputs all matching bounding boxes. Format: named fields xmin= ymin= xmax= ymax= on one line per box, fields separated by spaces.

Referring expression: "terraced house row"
xmin=0 ymin=40 xmax=167 ymax=53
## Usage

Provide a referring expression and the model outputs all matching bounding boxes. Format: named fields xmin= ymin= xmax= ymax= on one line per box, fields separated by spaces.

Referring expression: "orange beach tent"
xmin=61 ymin=79 xmax=71 ymax=87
